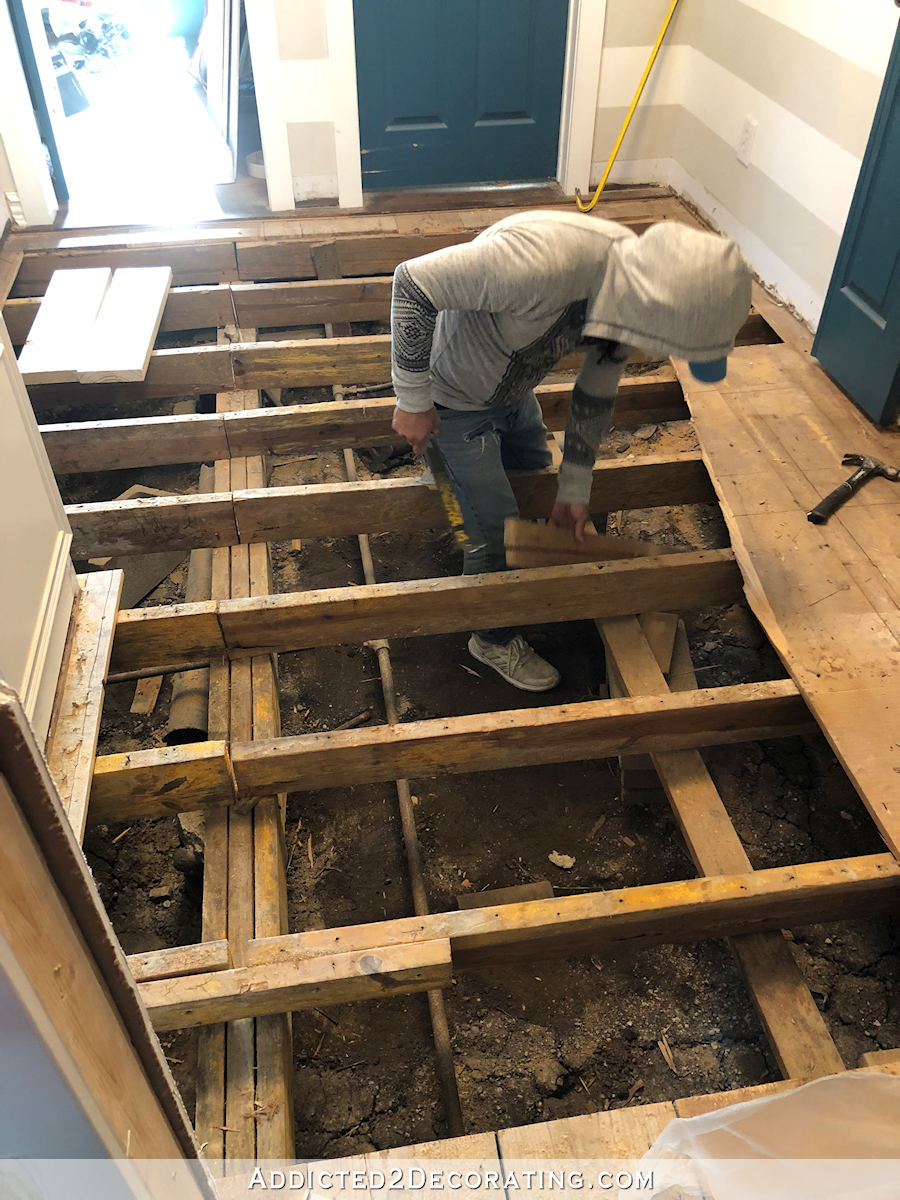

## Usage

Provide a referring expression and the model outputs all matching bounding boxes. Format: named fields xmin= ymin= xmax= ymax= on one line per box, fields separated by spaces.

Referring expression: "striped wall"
xmin=595 ymin=0 xmax=898 ymax=324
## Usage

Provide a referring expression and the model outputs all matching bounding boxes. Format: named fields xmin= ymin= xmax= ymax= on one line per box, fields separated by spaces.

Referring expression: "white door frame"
xmin=557 ymin=0 xmax=606 ymax=196
xmin=331 ymin=0 xmax=603 ymax=208
xmin=0 ymin=0 xmax=58 ymax=227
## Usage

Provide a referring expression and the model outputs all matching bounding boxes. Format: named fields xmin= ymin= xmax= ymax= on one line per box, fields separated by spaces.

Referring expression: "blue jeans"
xmin=434 ymin=391 xmax=552 ymax=644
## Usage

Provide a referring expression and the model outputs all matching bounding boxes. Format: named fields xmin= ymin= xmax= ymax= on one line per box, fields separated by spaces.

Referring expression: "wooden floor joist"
xmin=138 ymin=855 xmax=900 ymax=1030
xmin=44 ymin=570 xmax=123 ymax=843
xmin=26 ymin=310 xmax=771 ymax=409
xmin=39 ymin=370 xmax=687 ymax=474
xmin=600 ymin=615 xmax=845 ymax=1080
xmin=108 ymin=550 xmax=743 ymax=674
xmin=87 ymin=681 xmax=812 ymax=823
xmin=66 ymin=453 xmax=714 ymax=560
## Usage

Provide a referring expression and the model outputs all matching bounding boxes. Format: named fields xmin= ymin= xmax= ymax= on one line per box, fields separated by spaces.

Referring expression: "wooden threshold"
xmin=66 ymin=453 xmax=714 ymax=559
xmin=39 ymin=371 xmax=686 ymax=474
xmin=87 ymin=681 xmax=811 ymax=822
xmin=107 ymin=551 xmax=743 ymax=674
xmin=138 ymin=855 xmax=900 ymax=1030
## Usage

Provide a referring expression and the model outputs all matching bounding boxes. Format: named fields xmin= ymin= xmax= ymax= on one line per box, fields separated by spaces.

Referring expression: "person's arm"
xmin=551 ymin=341 xmax=631 ymax=541
xmin=390 ymin=230 xmax=571 ymax=451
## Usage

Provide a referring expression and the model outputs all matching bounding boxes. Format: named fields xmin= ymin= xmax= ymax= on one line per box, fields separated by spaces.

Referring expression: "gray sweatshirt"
xmin=391 ymin=211 xmax=750 ymax=504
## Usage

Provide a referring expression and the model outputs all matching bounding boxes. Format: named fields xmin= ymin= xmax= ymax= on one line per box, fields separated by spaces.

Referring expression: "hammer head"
xmin=841 ymin=452 xmax=900 ymax=481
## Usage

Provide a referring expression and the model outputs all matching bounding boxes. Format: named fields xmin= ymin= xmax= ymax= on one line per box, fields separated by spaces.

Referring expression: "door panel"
xmin=813 ymin=18 xmax=900 ymax=424
xmin=354 ymin=0 xmax=569 ymax=189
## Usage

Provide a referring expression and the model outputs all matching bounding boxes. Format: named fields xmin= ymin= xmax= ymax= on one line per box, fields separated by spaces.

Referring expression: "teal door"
xmin=813 ymin=17 xmax=900 ymax=424
xmin=353 ymin=0 xmax=569 ymax=189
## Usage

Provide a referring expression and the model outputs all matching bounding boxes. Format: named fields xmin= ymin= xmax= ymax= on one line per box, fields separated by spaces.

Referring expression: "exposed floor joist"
xmin=66 ymin=453 xmax=714 ymax=560
xmin=138 ymin=855 xmax=900 ymax=1030
xmin=26 ymin=312 xmax=773 ymax=409
xmin=600 ymin=614 xmax=845 ymax=1079
xmin=44 ymin=570 xmax=123 ymax=842
xmin=107 ymin=551 xmax=743 ymax=674
xmin=39 ymin=371 xmax=686 ymax=473
xmin=87 ymin=680 xmax=812 ymax=822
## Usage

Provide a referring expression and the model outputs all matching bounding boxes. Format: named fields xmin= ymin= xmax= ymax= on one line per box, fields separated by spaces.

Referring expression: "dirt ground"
xmin=67 ymin=361 xmax=899 ymax=1158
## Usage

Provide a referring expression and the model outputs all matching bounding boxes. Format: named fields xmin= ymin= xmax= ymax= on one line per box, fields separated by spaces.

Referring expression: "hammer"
xmin=807 ymin=452 xmax=899 ymax=524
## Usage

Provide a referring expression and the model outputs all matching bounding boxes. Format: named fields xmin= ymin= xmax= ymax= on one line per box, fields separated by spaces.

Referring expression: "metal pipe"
xmin=342 ymin=447 xmax=465 ymax=1137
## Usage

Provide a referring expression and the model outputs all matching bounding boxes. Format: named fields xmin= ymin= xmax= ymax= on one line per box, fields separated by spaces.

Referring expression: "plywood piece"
xmin=44 ymin=570 xmax=123 ymax=843
xmin=675 ymin=345 xmax=900 ymax=857
xmin=17 ymin=267 xmax=111 ymax=383
xmin=78 ymin=266 xmax=173 ymax=382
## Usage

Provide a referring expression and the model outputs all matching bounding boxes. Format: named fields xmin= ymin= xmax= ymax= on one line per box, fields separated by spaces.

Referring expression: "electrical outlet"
xmin=737 ymin=116 xmax=757 ymax=167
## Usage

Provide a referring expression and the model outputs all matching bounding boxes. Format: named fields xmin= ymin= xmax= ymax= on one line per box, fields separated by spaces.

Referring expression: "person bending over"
xmin=390 ymin=211 xmax=751 ymax=692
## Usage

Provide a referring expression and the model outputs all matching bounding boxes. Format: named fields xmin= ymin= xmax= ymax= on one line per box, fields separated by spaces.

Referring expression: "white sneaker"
xmin=468 ymin=633 xmax=561 ymax=692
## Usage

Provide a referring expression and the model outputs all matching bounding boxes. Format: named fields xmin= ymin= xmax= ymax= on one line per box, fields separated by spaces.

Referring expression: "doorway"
xmin=21 ymin=0 xmax=265 ymax=226
xmin=353 ymin=0 xmax=570 ymax=190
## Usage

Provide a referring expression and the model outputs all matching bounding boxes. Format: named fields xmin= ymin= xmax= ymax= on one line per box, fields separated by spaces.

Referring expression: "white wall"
xmin=593 ymin=0 xmax=898 ymax=325
xmin=0 ymin=318 xmax=76 ymax=741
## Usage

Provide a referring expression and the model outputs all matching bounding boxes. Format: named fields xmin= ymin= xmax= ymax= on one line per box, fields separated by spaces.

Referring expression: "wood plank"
xmin=87 ymin=682 xmax=812 ymax=821
xmin=89 ymin=740 xmax=236 ymax=820
xmin=458 ymin=881 xmax=554 ymax=910
xmin=0 ymin=773 xmax=195 ymax=1162
xmin=109 ymin=551 xmax=743 ymax=674
xmin=676 ymin=345 xmax=900 ymax=857
xmin=69 ymin=491 xmax=237 ymax=560
xmin=232 ymin=276 xmax=392 ymax=329
xmin=44 ymin=571 xmax=123 ymax=843
xmin=497 ymin=1101 xmax=676 ymax=1160
xmin=16 ymin=268 xmax=111 ymax=383
xmin=78 ymin=267 xmax=173 ymax=382
xmin=142 ymin=939 xmax=453 ymax=1031
xmin=130 ymin=674 xmax=163 ymax=714
xmin=12 ymin=241 xmax=238 ymax=295
xmin=127 ymin=940 xmax=232 ymax=983
xmin=39 ymin=372 xmax=688 ymax=472
xmin=28 ymin=301 xmax=768 ymax=405
xmin=143 ymin=857 xmax=900 ymax=1027
xmin=66 ymin=454 xmax=713 ymax=559
xmin=600 ymin=615 xmax=845 ymax=1080
xmin=504 ymin=517 xmax=664 ymax=567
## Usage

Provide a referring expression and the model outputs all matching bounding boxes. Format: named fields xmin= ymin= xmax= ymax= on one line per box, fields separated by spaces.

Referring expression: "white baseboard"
xmin=292 ymin=174 xmax=339 ymax=203
xmin=22 ymin=532 xmax=77 ymax=744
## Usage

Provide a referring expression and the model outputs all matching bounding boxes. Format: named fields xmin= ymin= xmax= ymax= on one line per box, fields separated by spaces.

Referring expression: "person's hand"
xmin=550 ymin=501 xmax=590 ymax=544
xmin=392 ymin=406 xmax=440 ymax=455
